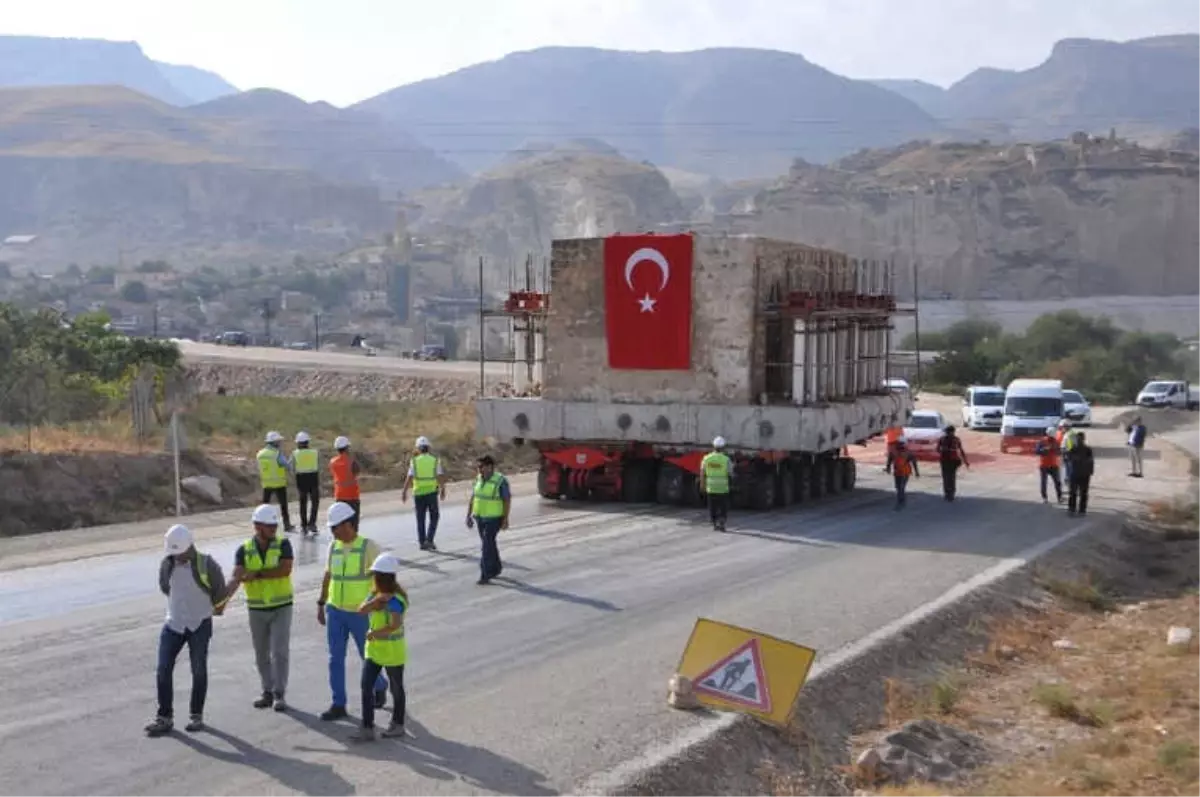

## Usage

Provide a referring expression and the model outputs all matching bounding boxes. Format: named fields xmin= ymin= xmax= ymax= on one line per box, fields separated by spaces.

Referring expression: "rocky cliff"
xmin=745 ymin=137 xmax=1199 ymax=299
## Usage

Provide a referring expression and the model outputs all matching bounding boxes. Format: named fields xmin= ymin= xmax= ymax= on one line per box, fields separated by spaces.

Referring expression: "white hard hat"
xmin=896 ymin=435 xmax=907 ymax=444
xmin=370 ymin=552 xmax=400 ymax=574
xmin=327 ymin=501 xmax=357 ymax=529
xmin=334 ymin=435 xmax=351 ymax=450
xmin=415 ymin=436 xmax=430 ymax=449
xmin=1058 ymin=419 xmax=1070 ymax=427
xmin=265 ymin=430 xmax=283 ymax=443
xmin=713 ymin=436 xmax=726 ymax=448
xmin=252 ymin=503 xmax=279 ymax=525
xmin=1046 ymin=426 xmax=1057 ymax=435
xmin=295 ymin=431 xmax=311 ymax=444
xmin=164 ymin=524 xmax=194 ymax=555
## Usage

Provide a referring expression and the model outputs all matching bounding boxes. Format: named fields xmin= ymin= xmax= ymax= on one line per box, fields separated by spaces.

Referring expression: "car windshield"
xmin=1005 ymin=396 xmax=1063 ymax=417
xmin=1144 ymin=382 xmax=1174 ymax=393
xmin=973 ymin=392 xmax=1004 ymax=407
xmin=1062 ymin=391 xmax=1085 ymax=404
xmin=908 ymin=415 xmax=941 ymax=429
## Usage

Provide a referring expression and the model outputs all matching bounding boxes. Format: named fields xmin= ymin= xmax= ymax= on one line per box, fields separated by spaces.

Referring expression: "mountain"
xmin=870 ymin=79 xmax=948 ymax=118
xmin=939 ymin=35 xmax=1200 ymax=141
xmin=189 ymin=89 xmax=463 ymax=194
xmin=743 ymin=136 xmax=1199 ymax=299
xmin=406 ymin=141 xmax=686 ymax=260
xmin=355 ymin=47 xmax=938 ymax=180
xmin=153 ymin=61 xmax=238 ymax=104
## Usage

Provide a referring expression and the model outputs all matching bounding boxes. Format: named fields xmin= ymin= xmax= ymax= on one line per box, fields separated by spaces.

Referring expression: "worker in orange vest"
xmin=891 ymin=437 xmax=920 ymax=510
xmin=883 ymin=423 xmax=904 ymax=474
xmin=1034 ymin=426 xmax=1063 ymax=504
xmin=329 ymin=436 xmax=362 ymax=530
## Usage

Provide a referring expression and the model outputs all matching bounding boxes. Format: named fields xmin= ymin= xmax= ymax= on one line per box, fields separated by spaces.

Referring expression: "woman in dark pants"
xmin=350 ymin=553 xmax=409 ymax=741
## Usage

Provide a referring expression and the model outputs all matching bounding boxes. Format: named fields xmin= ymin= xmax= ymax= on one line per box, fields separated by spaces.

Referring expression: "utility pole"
xmin=152 ymin=304 xmax=159 ymax=338
xmin=261 ymin=298 xmax=275 ymax=344
xmin=313 ymin=313 xmax=321 ymax=350
xmin=910 ymin=189 xmax=923 ymax=389
xmin=478 ymin=255 xmax=485 ymax=397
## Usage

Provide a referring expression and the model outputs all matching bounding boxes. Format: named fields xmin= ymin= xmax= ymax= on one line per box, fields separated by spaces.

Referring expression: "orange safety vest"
xmin=1038 ymin=437 xmax=1060 ymax=469
xmin=893 ymin=452 xmax=914 ymax=477
xmin=1055 ymin=429 xmax=1066 ymax=448
xmin=885 ymin=426 xmax=902 ymax=445
xmin=330 ymin=453 xmax=360 ymax=500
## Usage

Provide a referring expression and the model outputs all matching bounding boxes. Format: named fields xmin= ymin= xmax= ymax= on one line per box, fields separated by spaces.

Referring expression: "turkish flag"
xmin=603 ymin=233 xmax=693 ymax=370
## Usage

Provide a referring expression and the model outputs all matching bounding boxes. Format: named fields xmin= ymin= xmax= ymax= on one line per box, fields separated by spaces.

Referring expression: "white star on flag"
xmin=637 ymin=294 xmax=656 ymax=313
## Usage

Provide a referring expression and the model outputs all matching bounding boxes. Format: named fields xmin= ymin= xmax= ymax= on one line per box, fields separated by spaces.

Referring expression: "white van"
xmin=961 ymin=385 xmax=1006 ymax=430
xmin=1001 ymin=378 xmax=1064 ymax=453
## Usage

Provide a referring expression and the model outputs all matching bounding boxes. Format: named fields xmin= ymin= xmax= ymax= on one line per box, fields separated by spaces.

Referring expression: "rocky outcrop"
xmin=746 ymin=138 xmax=1199 ymax=298
xmin=186 ymin=363 xmax=480 ymax=402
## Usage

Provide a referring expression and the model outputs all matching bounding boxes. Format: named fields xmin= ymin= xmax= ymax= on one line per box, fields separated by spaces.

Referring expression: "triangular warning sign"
xmin=691 ymin=638 xmax=772 ymax=713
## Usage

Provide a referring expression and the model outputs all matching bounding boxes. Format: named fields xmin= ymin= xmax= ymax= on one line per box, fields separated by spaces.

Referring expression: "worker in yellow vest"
xmin=465 ymin=455 xmax=510 ymax=585
xmin=228 ymin=504 xmax=295 ymax=711
xmin=292 ymin=431 xmax=321 ymax=535
xmin=402 ymin=436 xmax=447 ymax=551
xmin=349 ymin=553 xmax=409 ymax=742
xmin=699 ymin=436 xmax=733 ymax=532
xmin=316 ymin=501 xmax=388 ymax=721
xmin=257 ymin=431 xmax=295 ymax=533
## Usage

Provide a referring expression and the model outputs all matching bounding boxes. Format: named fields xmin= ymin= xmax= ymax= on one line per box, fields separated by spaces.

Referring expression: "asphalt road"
xmin=178 ymin=341 xmax=509 ymax=379
xmin=0 ymin=422 xmax=1191 ymax=796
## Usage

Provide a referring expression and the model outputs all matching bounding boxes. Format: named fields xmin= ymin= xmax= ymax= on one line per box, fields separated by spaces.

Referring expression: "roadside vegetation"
xmin=901 ymin=310 xmax=1192 ymax=403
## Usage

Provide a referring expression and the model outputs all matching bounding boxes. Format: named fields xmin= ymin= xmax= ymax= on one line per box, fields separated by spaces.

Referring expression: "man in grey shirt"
xmin=145 ymin=524 xmax=229 ymax=737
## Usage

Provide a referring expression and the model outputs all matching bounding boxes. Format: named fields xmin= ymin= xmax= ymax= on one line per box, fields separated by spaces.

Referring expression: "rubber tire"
xmin=809 ymin=460 xmax=825 ymax=501
xmin=777 ymin=463 xmax=796 ymax=507
xmin=622 ymin=460 xmax=654 ymax=503
xmin=842 ymin=458 xmax=857 ymax=492
xmin=537 ymin=462 xmax=561 ymax=500
xmin=656 ymin=462 xmax=686 ymax=505
xmin=749 ymin=467 xmax=777 ymax=511
xmin=824 ymin=458 xmax=841 ymax=496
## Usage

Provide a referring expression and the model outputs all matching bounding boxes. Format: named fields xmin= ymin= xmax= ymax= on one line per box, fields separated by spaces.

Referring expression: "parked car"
xmin=960 ymin=385 xmax=1005 ymax=431
xmin=1061 ymin=389 xmax=1092 ymax=426
xmin=216 ymin=330 xmax=249 ymax=346
xmin=416 ymin=344 xmax=448 ymax=361
xmin=903 ymin=409 xmax=946 ymax=459
xmin=1135 ymin=379 xmax=1197 ymax=410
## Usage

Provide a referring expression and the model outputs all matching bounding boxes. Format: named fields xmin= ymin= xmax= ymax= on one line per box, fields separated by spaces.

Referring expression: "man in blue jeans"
xmin=145 ymin=524 xmax=229 ymax=737
xmin=402 ymin=435 xmax=447 ymax=551
xmin=316 ymin=501 xmax=388 ymax=721
xmin=465 ymin=455 xmax=511 ymax=585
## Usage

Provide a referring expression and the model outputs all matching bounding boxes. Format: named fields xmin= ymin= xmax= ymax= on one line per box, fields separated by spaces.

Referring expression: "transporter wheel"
xmin=809 ymin=460 xmax=825 ymax=501
xmin=748 ymin=466 xmax=777 ymax=511
xmin=656 ymin=462 xmax=686 ymax=505
xmin=824 ymin=458 xmax=841 ymax=496
xmin=621 ymin=460 xmax=656 ymax=503
xmin=792 ymin=461 xmax=809 ymax=503
xmin=776 ymin=463 xmax=796 ymax=507
xmin=537 ymin=461 xmax=562 ymax=500
xmin=841 ymin=458 xmax=857 ymax=492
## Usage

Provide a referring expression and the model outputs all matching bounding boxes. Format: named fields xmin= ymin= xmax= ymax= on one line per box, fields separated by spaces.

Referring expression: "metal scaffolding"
xmin=760 ymin=252 xmax=916 ymax=406
xmin=477 ymin=254 xmax=550 ymax=397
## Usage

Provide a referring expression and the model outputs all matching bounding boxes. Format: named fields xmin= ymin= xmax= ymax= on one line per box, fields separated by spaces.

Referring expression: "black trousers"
xmin=296 ymin=473 xmax=319 ymax=528
xmin=361 ymin=661 xmax=405 ymax=729
xmin=939 ymin=460 xmax=960 ymax=500
xmin=1039 ymin=467 xmax=1062 ymax=501
xmin=262 ymin=486 xmax=293 ymax=528
xmin=1068 ymin=476 xmax=1091 ymax=514
xmin=338 ymin=498 xmax=361 ymax=530
xmin=414 ymin=493 xmax=440 ymax=545
xmin=708 ymin=493 xmax=729 ymax=527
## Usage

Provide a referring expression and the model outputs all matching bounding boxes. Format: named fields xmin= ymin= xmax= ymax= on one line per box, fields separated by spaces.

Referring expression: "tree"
xmin=86 ymin=265 xmax=116 ymax=285
xmin=136 ymin=260 xmax=171 ymax=273
xmin=120 ymin=281 xmax=149 ymax=303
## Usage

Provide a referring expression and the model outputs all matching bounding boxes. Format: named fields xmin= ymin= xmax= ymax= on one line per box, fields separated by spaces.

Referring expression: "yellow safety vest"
xmin=412 ymin=453 xmax=439 ymax=496
xmin=241 ymin=537 xmax=293 ymax=609
xmin=257 ymin=447 xmax=287 ymax=489
xmin=328 ymin=537 xmax=372 ymax=609
xmin=700 ymin=451 xmax=731 ymax=494
xmin=472 ymin=474 xmax=506 ymax=518
xmin=294 ymin=448 xmax=319 ymax=474
xmin=365 ymin=593 xmax=408 ymax=667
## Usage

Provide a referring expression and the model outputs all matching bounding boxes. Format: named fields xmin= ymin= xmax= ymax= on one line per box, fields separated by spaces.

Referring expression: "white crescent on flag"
xmin=624 ymin=247 xmax=670 ymax=292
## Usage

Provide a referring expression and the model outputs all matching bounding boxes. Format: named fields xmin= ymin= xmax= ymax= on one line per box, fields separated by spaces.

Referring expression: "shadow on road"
xmin=287 ymin=709 xmax=555 ymax=795
xmin=491 ymin=577 xmax=621 ymax=613
xmin=432 ymin=548 xmax=533 ymax=572
xmin=173 ymin=724 xmax=355 ymax=796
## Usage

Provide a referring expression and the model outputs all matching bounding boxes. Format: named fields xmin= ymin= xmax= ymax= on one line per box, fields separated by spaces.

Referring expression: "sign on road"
xmin=677 ymin=618 xmax=816 ymax=727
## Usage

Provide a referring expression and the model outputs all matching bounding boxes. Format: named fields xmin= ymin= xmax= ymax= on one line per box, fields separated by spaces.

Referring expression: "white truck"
xmin=474 ymin=233 xmax=912 ymax=510
xmin=1135 ymin=379 xmax=1198 ymax=410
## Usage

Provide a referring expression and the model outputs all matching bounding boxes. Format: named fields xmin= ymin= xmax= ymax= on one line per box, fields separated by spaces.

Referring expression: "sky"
xmin=2 ymin=0 xmax=1198 ymax=106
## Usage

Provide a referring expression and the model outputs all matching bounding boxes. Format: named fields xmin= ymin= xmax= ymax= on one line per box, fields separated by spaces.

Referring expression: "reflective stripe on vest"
xmin=257 ymin=447 xmax=287 ymax=489
xmin=412 ymin=454 xmax=439 ymax=496
xmin=294 ymin=448 xmax=319 ymax=474
xmin=328 ymin=537 xmax=371 ymax=609
xmin=365 ymin=594 xmax=408 ymax=667
xmin=241 ymin=537 xmax=293 ymax=609
xmin=701 ymin=452 xmax=731 ymax=494
xmin=472 ymin=474 xmax=505 ymax=518
xmin=330 ymin=454 xmax=360 ymax=500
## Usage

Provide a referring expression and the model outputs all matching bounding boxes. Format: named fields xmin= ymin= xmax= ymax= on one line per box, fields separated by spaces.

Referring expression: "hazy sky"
xmin=3 ymin=0 xmax=1198 ymax=106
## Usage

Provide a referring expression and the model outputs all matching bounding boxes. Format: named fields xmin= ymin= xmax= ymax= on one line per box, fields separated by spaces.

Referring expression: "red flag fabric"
xmin=603 ymin=233 xmax=693 ymax=370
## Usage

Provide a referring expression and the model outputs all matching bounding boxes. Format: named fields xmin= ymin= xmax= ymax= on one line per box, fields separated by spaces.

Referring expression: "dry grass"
xmin=865 ymin=592 xmax=1200 ymax=796
xmin=1142 ymin=498 xmax=1200 ymax=538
